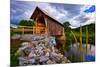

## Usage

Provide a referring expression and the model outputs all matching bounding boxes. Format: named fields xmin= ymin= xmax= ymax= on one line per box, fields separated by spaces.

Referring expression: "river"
xmin=64 ymin=43 xmax=95 ymax=62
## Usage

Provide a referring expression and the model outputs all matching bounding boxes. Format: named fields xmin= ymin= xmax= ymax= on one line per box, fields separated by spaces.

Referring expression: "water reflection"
xmin=64 ymin=43 xmax=95 ymax=62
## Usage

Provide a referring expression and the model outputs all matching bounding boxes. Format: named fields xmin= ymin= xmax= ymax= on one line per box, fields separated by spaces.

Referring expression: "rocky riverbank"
xmin=14 ymin=34 xmax=70 ymax=66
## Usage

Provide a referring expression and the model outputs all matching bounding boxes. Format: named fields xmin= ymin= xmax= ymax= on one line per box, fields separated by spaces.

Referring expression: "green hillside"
xmin=72 ymin=23 xmax=95 ymax=44
xmin=63 ymin=22 xmax=95 ymax=51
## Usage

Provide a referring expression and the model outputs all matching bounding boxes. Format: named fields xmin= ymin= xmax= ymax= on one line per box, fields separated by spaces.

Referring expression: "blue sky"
xmin=11 ymin=0 xmax=95 ymax=28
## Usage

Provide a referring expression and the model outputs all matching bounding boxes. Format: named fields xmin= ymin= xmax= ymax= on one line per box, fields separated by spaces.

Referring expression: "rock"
xmin=21 ymin=42 xmax=30 ymax=47
xmin=28 ymin=58 xmax=36 ymax=63
xmin=11 ymin=34 xmax=21 ymax=39
xmin=39 ymin=56 xmax=49 ymax=62
xmin=16 ymin=34 xmax=69 ymax=65
xmin=46 ymin=60 xmax=52 ymax=64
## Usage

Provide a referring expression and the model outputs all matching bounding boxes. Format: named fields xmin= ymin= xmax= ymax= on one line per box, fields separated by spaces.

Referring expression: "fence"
xmin=11 ymin=25 xmax=48 ymax=35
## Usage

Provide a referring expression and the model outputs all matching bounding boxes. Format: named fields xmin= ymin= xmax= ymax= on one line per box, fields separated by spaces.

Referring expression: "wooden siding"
xmin=45 ymin=16 xmax=64 ymax=36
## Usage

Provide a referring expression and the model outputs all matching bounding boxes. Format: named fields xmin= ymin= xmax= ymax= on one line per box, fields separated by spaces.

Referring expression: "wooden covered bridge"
xmin=30 ymin=7 xmax=64 ymax=36
xmin=12 ymin=6 xmax=66 ymax=51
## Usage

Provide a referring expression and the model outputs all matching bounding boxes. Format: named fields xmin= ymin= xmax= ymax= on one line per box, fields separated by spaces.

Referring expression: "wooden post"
xmin=33 ymin=26 xmax=34 ymax=34
xmin=45 ymin=28 xmax=48 ymax=34
xmin=80 ymin=26 xmax=82 ymax=51
xmin=86 ymin=26 xmax=88 ymax=56
xmin=44 ymin=18 xmax=48 ymax=35
xmin=35 ymin=17 xmax=38 ymax=34
xmin=22 ymin=26 xmax=24 ymax=35
xmin=80 ymin=25 xmax=84 ymax=62
xmin=71 ymin=30 xmax=78 ymax=44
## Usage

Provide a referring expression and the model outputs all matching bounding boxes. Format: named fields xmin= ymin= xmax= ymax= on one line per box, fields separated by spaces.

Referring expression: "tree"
xmin=18 ymin=19 xmax=35 ymax=26
xmin=63 ymin=21 xmax=71 ymax=32
xmin=63 ymin=21 xmax=71 ymax=36
xmin=63 ymin=21 xmax=71 ymax=51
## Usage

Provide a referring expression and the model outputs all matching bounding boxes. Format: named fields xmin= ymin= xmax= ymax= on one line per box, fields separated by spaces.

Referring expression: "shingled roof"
xmin=30 ymin=6 xmax=64 ymax=27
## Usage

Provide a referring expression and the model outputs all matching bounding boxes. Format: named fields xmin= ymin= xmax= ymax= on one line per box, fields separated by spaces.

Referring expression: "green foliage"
xmin=63 ymin=21 xmax=71 ymax=33
xmin=72 ymin=23 xmax=95 ymax=44
xmin=63 ymin=21 xmax=71 ymax=40
xmin=18 ymin=19 xmax=35 ymax=26
xmin=63 ymin=22 xmax=95 ymax=51
xmin=63 ymin=21 xmax=72 ymax=51
xmin=72 ymin=23 xmax=95 ymax=33
xmin=10 ymin=45 xmax=20 ymax=66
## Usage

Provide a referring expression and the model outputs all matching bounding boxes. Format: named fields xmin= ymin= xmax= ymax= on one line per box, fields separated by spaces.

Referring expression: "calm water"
xmin=64 ymin=43 xmax=95 ymax=62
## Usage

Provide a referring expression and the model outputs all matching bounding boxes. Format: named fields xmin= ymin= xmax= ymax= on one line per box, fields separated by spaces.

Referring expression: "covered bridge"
xmin=31 ymin=7 xmax=65 ymax=36
xmin=30 ymin=7 xmax=66 ymax=51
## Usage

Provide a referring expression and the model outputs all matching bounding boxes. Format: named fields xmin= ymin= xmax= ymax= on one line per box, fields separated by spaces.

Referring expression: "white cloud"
xmin=11 ymin=1 xmax=95 ymax=28
xmin=35 ymin=3 xmax=95 ymax=28
xmin=34 ymin=2 xmax=70 ymax=23
xmin=37 ymin=3 xmax=95 ymax=28
xmin=23 ymin=10 xmax=33 ymax=18
xmin=69 ymin=5 xmax=95 ymax=28
xmin=12 ymin=9 xmax=16 ymax=14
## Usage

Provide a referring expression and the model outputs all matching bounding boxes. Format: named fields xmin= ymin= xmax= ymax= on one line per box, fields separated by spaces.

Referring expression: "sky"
xmin=10 ymin=0 xmax=95 ymax=28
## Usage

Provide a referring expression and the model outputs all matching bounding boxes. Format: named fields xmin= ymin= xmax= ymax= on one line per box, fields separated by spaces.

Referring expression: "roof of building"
xmin=30 ymin=6 xmax=64 ymax=27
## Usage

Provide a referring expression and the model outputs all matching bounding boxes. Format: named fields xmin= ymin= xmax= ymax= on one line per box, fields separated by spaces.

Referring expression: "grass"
xmin=10 ymin=45 xmax=20 ymax=66
xmin=68 ymin=31 xmax=95 ymax=44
